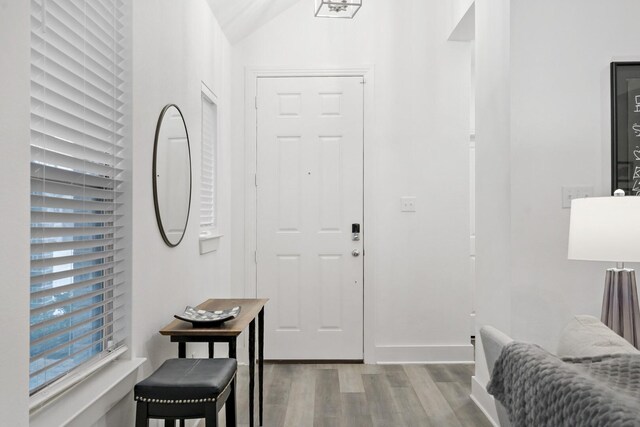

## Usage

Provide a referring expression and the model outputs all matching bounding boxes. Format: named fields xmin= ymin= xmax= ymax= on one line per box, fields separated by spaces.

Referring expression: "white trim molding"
xmin=374 ymin=344 xmax=475 ymax=364
xmin=470 ymin=375 xmax=500 ymax=427
xmin=30 ymin=357 xmax=145 ymax=427
xmin=243 ymin=66 xmax=376 ymax=363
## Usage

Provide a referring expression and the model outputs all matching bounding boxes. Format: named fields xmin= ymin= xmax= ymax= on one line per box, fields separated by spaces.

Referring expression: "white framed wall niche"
xmin=200 ymin=82 xmax=223 ymax=254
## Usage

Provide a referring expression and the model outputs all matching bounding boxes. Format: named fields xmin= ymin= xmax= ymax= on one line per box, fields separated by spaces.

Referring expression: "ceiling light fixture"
xmin=314 ymin=0 xmax=362 ymax=19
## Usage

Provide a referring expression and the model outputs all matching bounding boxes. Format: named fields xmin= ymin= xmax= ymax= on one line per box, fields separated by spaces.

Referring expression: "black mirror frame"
xmin=152 ymin=104 xmax=192 ymax=247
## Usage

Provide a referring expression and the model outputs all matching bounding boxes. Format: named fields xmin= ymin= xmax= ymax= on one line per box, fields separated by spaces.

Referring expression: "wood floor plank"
xmin=404 ymin=365 xmax=464 ymax=427
xmin=437 ymin=382 xmax=494 ymax=427
xmin=425 ymin=364 xmax=457 ymax=382
xmin=283 ymin=365 xmax=316 ymax=427
xmin=340 ymin=392 xmax=373 ymax=427
xmin=264 ymin=364 xmax=293 ymax=427
xmin=382 ymin=364 xmax=412 ymax=387
xmin=225 ymin=362 xmax=490 ymax=427
xmin=390 ymin=386 xmax=433 ymax=427
xmin=313 ymin=369 xmax=341 ymax=427
xmin=447 ymin=364 xmax=474 ymax=386
xmin=362 ymin=373 xmax=405 ymax=427
xmin=338 ymin=364 xmax=365 ymax=393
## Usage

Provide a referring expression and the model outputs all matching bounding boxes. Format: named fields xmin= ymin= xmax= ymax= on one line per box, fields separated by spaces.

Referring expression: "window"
xmin=200 ymin=86 xmax=218 ymax=235
xmin=30 ymin=0 xmax=129 ymax=394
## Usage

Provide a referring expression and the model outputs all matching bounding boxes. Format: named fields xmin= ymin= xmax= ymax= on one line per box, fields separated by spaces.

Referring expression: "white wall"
xmin=473 ymin=0 xmax=511 ymax=379
xmin=130 ymin=0 xmax=232 ymax=394
xmin=0 ymin=0 xmax=30 ymax=425
xmin=509 ymin=0 xmax=640 ymax=349
xmin=473 ymin=0 xmax=640 ymax=421
xmin=231 ymin=0 xmax=474 ymax=362
xmin=93 ymin=1 xmax=233 ymax=424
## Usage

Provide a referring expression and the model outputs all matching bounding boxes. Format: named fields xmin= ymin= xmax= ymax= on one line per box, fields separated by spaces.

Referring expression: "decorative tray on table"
xmin=174 ymin=305 xmax=241 ymax=326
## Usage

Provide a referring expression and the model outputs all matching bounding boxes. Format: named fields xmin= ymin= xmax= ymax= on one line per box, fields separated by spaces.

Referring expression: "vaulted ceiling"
xmin=207 ymin=0 xmax=303 ymax=44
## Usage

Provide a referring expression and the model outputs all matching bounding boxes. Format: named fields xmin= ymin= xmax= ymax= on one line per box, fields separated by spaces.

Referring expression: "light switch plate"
xmin=562 ymin=186 xmax=594 ymax=209
xmin=401 ymin=196 xmax=417 ymax=212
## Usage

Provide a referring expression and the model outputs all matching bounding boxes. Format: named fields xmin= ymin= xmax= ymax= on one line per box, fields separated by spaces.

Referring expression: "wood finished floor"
xmin=224 ymin=363 xmax=492 ymax=427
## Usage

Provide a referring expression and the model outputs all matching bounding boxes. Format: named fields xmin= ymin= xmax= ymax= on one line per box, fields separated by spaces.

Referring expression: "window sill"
xmin=30 ymin=356 xmax=145 ymax=427
xmin=199 ymin=232 xmax=223 ymax=254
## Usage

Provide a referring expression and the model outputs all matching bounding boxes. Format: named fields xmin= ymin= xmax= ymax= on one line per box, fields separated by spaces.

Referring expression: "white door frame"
xmin=243 ymin=67 xmax=376 ymax=363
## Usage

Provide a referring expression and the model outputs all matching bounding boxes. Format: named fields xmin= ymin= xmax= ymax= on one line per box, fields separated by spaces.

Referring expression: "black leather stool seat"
xmin=134 ymin=358 xmax=237 ymax=427
xmin=135 ymin=358 xmax=237 ymax=403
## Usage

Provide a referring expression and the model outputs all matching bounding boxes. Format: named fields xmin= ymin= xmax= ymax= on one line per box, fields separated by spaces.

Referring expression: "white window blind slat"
xmin=31 ymin=115 xmax=123 ymax=154
xmin=30 ymin=227 xmax=117 ymax=241
xmin=31 ymin=197 xmax=121 ymax=214
xmin=31 ymin=84 xmax=121 ymax=132
xmin=30 ymin=132 xmax=124 ymax=166
xmin=30 ymin=40 xmax=123 ymax=106
xmin=30 ymin=0 xmax=128 ymax=395
xmin=30 ymin=295 xmax=125 ymax=334
xmin=31 ymin=275 xmax=121 ymax=300
xmin=31 ymin=259 xmax=121 ymax=286
xmin=31 ymin=178 xmax=123 ymax=200
xmin=31 ymin=30 xmax=116 ymax=96
xmin=30 ymin=283 xmax=120 ymax=318
xmin=31 ymin=311 xmax=113 ymax=347
xmin=41 ymin=3 xmax=119 ymax=79
xmin=30 ymin=165 xmax=123 ymax=190
xmin=31 ymin=147 xmax=123 ymax=177
xmin=30 ymin=318 xmax=118 ymax=366
xmin=31 ymin=76 xmax=124 ymax=125
xmin=31 ymin=237 xmax=118 ymax=256
xmin=200 ymin=94 xmax=217 ymax=229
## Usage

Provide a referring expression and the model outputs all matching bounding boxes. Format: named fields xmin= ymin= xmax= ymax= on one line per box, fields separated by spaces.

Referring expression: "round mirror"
xmin=153 ymin=104 xmax=192 ymax=247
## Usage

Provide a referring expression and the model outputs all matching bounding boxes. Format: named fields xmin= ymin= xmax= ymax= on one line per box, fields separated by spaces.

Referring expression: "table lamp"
xmin=568 ymin=191 xmax=640 ymax=348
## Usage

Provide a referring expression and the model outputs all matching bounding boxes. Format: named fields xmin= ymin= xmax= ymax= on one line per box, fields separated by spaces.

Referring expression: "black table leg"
xmin=249 ymin=319 xmax=256 ymax=427
xmin=258 ymin=307 xmax=264 ymax=426
xmin=208 ymin=342 xmax=215 ymax=358
xmin=229 ymin=337 xmax=237 ymax=359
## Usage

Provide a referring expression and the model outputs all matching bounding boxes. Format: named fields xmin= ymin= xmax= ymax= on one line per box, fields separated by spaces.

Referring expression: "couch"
xmin=480 ymin=315 xmax=640 ymax=426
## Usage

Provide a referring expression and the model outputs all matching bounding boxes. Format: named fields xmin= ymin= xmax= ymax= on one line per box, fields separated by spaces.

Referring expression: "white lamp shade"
xmin=568 ymin=196 xmax=640 ymax=263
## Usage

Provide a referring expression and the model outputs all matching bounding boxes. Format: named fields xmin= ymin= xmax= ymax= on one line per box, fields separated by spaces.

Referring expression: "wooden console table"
xmin=159 ymin=298 xmax=268 ymax=427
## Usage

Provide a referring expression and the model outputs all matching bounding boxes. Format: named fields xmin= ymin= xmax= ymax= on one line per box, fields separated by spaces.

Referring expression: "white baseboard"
xmin=374 ymin=344 xmax=474 ymax=364
xmin=470 ymin=376 xmax=499 ymax=426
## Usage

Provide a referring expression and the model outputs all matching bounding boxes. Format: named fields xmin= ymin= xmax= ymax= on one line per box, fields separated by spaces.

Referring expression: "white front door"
xmin=256 ymin=76 xmax=364 ymax=360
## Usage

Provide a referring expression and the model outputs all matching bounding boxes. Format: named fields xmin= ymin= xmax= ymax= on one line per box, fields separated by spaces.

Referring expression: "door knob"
xmin=352 ymin=249 xmax=360 ymax=257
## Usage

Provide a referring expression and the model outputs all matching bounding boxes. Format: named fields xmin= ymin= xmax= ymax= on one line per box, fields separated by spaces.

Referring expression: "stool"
xmin=134 ymin=358 xmax=237 ymax=427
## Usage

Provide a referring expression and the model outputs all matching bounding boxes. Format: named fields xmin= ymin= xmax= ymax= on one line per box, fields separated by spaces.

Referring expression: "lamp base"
xmin=602 ymin=268 xmax=640 ymax=349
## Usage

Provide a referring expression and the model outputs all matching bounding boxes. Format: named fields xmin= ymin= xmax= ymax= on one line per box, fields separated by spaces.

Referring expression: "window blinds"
xmin=30 ymin=0 xmax=128 ymax=394
xmin=200 ymin=95 xmax=217 ymax=230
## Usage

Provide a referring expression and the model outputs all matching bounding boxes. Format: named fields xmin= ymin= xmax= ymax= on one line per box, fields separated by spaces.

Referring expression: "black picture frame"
xmin=611 ymin=62 xmax=640 ymax=196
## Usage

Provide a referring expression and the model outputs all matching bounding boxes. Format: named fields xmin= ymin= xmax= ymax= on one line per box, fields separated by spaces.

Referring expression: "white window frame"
xmin=199 ymin=82 xmax=222 ymax=254
xmin=28 ymin=0 xmax=132 ymax=405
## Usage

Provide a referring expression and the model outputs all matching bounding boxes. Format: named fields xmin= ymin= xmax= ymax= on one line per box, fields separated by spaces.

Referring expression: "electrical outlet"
xmin=562 ymin=186 xmax=594 ymax=208
xmin=401 ymin=196 xmax=417 ymax=212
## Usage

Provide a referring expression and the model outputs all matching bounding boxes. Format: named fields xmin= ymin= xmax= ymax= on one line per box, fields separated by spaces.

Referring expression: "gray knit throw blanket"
xmin=487 ymin=342 xmax=640 ymax=426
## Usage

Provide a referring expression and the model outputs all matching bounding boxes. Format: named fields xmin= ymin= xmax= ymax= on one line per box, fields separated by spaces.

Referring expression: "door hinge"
xmin=254 ymin=251 xmax=257 ymax=264
xmin=255 ymin=96 xmax=258 ymax=109
xmin=254 ymin=173 xmax=257 ymax=187
xmin=360 ymin=78 xmax=366 ymax=85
